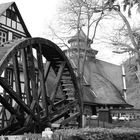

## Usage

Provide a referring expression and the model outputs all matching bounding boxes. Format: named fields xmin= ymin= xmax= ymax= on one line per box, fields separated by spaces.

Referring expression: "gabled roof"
xmin=68 ymin=29 xmax=92 ymax=44
xmin=0 ymin=2 xmax=14 ymax=15
xmin=69 ymin=57 xmax=132 ymax=107
xmin=86 ymin=72 xmax=128 ymax=105
xmin=0 ymin=2 xmax=31 ymax=37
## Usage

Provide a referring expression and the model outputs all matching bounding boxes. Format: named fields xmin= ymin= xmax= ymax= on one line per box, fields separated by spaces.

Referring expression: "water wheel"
xmin=0 ymin=38 xmax=82 ymax=135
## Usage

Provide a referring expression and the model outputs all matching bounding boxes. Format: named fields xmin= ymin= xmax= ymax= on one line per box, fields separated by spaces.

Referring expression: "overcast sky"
xmin=0 ymin=0 xmax=63 ymax=37
xmin=0 ymin=0 xmax=128 ymax=64
xmin=0 ymin=0 xmax=139 ymax=65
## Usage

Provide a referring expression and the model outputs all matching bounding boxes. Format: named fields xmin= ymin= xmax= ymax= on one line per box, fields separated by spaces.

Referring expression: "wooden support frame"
xmin=37 ymin=44 xmax=48 ymax=116
xmin=13 ymin=53 xmax=22 ymax=98
xmin=21 ymin=48 xmax=31 ymax=106
xmin=0 ymin=94 xmax=22 ymax=122
xmin=0 ymin=77 xmax=37 ymax=121
xmin=0 ymin=38 xmax=82 ymax=134
xmin=50 ymin=61 xmax=66 ymax=101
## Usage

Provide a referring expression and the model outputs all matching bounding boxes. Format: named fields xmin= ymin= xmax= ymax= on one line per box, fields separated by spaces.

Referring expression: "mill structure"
xmin=0 ymin=1 xmax=132 ymax=135
xmin=0 ymin=2 xmax=83 ymax=134
xmin=64 ymin=29 xmax=131 ymax=116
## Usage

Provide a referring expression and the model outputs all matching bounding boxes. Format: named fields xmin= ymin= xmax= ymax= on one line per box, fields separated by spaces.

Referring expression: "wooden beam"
xmin=12 ymin=54 xmax=22 ymax=99
xmin=44 ymin=61 xmax=51 ymax=82
xmin=0 ymin=77 xmax=37 ymax=121
xmin=27 ymin=45 xmax=40 ymax=120
xmin=37 ymin=61 xmax=51 ymax=102
xmin=37 ymin=44 xmax=48 ymax=116
xmin=50 ymin=100 xmax=78 ymax=122
xmin=27 ymin=45 xmax=38 ymax=101
xmin=60 ymin=112 xmax=80 ymax=126
xmin=0 ymin=94 xmax=23 ymax=122
xmin=0 ymin=122 xmax=20 ymax=135
xmin=39 ymin=63 xmax=55 ymax=107
xmin=50 ymin=61 xmax=66 ymax=101
xmin=24 ymin=100 xmax=36 ymax=126
xmin=21 ymin=48 xmax=31 ymax=106
xmin=1 ymin=69 xmax=9 ymax=127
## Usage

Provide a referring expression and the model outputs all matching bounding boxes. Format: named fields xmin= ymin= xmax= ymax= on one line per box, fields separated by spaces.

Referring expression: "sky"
xmin=0 ymin=0 xmax=139 ymax=65
xmin=0 ymin=0 xmax=63 ymax=37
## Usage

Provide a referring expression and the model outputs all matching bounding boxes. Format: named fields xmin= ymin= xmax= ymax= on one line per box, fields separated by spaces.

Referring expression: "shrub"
xmin=53 ymin=127 xmax=140 ymax=140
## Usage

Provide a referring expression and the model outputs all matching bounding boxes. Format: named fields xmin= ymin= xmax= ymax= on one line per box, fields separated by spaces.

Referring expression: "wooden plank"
xmin=10 ymin=127 xmax=26 ymax=135
xmin=12 ymin=54 xmax=22 ymax=99
xmin=54 ymin=99 xmax=66 ymax=106
xmin=50 ymin=100 xmax=78 ymax=119
xmin=24 ymin=100 xmax=36 ymax=126
xmin=37 ymin=44 xmax=48 ymax=116
xmin=37 ymin=61 xmax=50 ymax=98
xmin=0 ymin=77 xmax=37 ymax=121
xmin=44 ymin=61 xmax=51 ymax=81
xmin=27 ymin=45 xmax=41 ymax=121
xmin=50 ymin=100 xmax=78 ymax=123
xmin=0 ymin=69 xmax=13 ymax=127
xmin=1 ymin=69 xmax=8 ymax=127
xmin=60 ymin=112 xmax=80 ymax=126
xmin=0 ymin=122 xmax=20 ymax=135
xmin=27 ymin=45 xmax=38 ymax=100
xmin=50 ymin=61 xmax=66 ymax=101
xmin=21 ymin=48 xmax=31 ymax=106
xmin=0 ymin=94 xmax=23 ymax=122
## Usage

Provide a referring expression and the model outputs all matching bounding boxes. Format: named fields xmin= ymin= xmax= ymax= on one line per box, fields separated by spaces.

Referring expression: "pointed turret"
xmin=68 ymin=29 xmax=98 ymax=59
xmin=68 ymin=29 xmax=92 ymax=45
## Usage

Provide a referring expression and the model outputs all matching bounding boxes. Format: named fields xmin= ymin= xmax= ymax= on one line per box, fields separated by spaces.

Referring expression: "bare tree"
xmin=103 ymin=1 xmax=140 ymax=81
xmin=48 ymin=0 xmax=140 ymax=126
xmin=49 ymin=0 xmax=110 ymax=127
xmin=105 ymin=0 xmax=140 ymax=16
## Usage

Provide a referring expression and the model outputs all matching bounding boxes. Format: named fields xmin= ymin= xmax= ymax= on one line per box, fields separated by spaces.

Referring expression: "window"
xmin=6 ymin=9 xmax=17 ymax=21
xmin=0 ymin=30 xmax=7 ymax=45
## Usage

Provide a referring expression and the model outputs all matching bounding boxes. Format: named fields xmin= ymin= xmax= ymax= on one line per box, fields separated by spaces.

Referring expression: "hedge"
xmin=53 ymin=127 xmax=140 ymax=140
xmin=1 ymin=127 xmax=140 ymax=140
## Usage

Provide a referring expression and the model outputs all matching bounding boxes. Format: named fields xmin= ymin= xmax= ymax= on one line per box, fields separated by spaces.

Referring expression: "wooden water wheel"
xmin=0 ymin=38 xmax=82 ymax=135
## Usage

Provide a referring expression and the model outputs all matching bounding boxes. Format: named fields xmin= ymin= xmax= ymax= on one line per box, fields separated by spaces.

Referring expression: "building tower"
xmin=66 ymin=29 xmax=98 ymax=62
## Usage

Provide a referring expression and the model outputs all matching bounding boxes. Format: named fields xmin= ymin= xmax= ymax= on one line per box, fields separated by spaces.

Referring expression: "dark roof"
xmin=68 ymin=29 xmax=92 ymax=44
xmin=69 ymin=58 xmax=132 ymax=107
xmin=0 ymin=2 xmax=31 ymax=37
xmin=83 ymin=72 xmax=129 ymax=106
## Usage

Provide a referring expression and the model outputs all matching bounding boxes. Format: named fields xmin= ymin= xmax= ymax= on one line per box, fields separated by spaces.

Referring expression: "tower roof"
xmin=68 ymin=29 xmax=93 ymax=44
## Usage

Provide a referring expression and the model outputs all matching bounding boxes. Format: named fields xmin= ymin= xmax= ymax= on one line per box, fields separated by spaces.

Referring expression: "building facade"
xmin=0 ymin=2 xmax=132 ymax=124
xmin=0 ymin=2 xmax=31 ymax=127
xmin=0 ymin=2 xmax=31 ymax=45
xmin=65 ymin=29 xmax=132 ymax=116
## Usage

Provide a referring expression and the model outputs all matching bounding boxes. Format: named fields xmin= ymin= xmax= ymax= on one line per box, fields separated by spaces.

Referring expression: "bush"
xmin=2 ymin=127 xmax=140 ymax=140
xmin=53 ymin=127 xmax=140 ymax=140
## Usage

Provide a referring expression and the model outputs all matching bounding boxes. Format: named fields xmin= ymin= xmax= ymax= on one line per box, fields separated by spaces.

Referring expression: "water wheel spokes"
xmin=0 ymin=38 xmax=82 ymax=135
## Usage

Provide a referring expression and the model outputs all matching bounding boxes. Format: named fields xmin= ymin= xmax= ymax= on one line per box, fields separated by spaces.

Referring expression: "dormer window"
xmin=6 ymin=9 xmax=17 ymax=21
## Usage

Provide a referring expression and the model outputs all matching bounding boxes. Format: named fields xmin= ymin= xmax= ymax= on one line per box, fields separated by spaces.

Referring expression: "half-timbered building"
xmin=0 ymin=2 xmax=31 ymax=128
xmin=0 ymin=1 xmax=31 ymax=44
